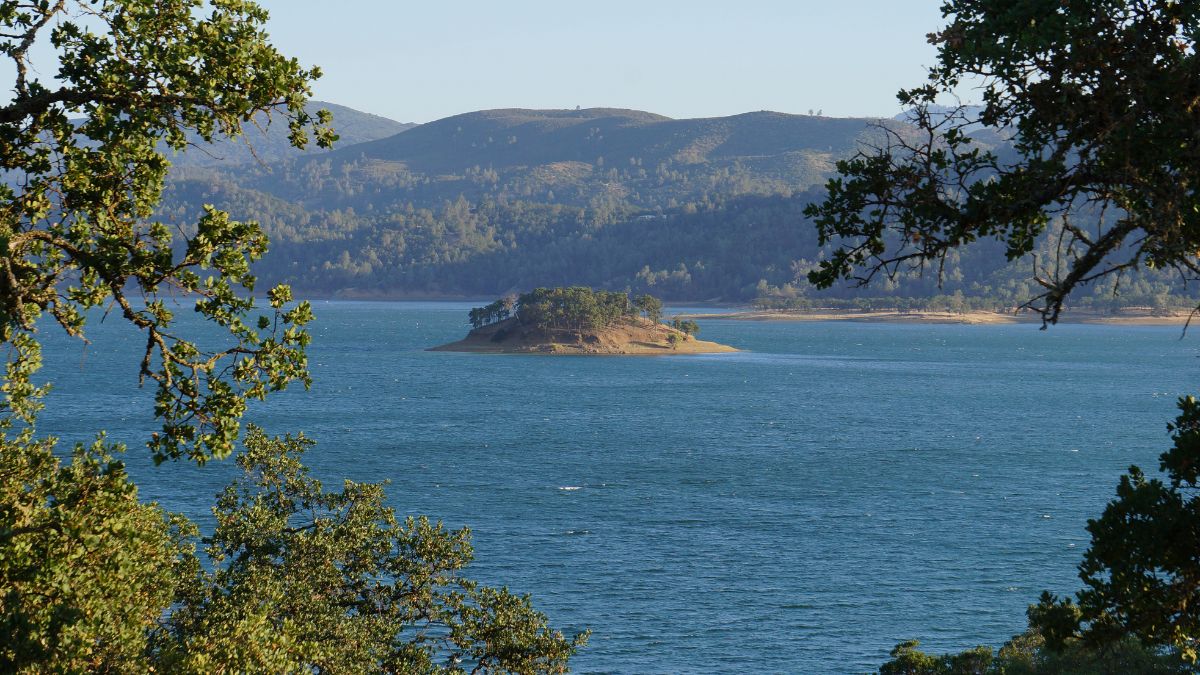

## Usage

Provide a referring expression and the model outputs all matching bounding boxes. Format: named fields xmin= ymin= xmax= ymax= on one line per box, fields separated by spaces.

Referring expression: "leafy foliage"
xmin=1027 ymin=396 xmax=1200 ymax=662
xmin=157 ymin=427 xmax=586 ymax=673
xmin=0 ymin=387 xmax=187 ymax=673
xmin=0 ymin=0 xmax=334 ymax=464
xmin=0 ymin=415 xmax=586 ymax=672
xmin=0 ymin=2 xmax=584 ymax=672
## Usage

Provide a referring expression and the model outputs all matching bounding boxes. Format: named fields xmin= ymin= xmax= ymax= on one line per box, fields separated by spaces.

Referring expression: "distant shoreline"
xmin=675 ymin=308 xmax=1199 ymax=326
xmin=270 ymin=293 xmax=1198 ymax=326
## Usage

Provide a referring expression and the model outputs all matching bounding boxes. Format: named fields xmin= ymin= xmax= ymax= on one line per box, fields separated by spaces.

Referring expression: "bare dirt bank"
xmin=429 ymin=317 xmax=737 ymax=354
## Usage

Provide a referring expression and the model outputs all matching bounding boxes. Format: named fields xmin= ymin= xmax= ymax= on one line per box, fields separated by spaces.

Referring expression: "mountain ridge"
xmin=318 ymin=106 xmax=899 ymax=176
xmin=165 ymin=100 xmax=416 ymax=168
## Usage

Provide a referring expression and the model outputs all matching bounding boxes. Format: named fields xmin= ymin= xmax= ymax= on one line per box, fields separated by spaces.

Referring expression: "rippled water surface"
xmin=36 ymin=302 xmax=1199 ymax=673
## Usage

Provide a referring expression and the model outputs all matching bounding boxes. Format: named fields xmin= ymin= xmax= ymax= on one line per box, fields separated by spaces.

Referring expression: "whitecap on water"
xmin=558 ymin=486 xmax=583 ymax=491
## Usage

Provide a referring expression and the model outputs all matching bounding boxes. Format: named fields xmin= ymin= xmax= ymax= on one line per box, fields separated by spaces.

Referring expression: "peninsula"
xmin=676 ymin=307 xmax=1198 ymax=326
xmin=430 ymin=287 xmax=737 ymax=355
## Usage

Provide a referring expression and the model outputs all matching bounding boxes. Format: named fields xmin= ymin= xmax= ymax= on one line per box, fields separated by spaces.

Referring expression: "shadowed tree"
xmin=806 ymin=0 xmax=1200 ymax=327
xmin=633 ymin=293 xmax=663 ymax=324
xmin=806 ymin=0 xmax=1200 ymax=665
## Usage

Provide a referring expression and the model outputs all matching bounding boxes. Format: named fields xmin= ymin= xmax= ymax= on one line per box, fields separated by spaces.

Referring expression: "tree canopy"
xmin=514 ymin=287 xmax=640 ymax=331
xmin=0 ymin=2 xmax=584 ymax=671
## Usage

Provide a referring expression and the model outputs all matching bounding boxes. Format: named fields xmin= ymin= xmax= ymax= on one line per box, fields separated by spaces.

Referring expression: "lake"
xmin=34 ymin=301 xmax=1198 ymax=673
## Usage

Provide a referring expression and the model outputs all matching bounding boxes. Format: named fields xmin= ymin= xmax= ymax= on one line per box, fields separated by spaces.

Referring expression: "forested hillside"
xmin=158 ymin=106 xmax=1197 ymax=309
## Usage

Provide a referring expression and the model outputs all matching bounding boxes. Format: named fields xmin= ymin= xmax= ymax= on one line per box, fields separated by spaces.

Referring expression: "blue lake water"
xmin=34 ymin=301 xmax=1199 ymax=673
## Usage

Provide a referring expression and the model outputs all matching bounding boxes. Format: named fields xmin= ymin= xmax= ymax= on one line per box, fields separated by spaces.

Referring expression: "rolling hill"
xmin=168 ymin=107 xmax=917 ymax=215
xmin=155 ymin=105 xmax=1191 ymax=309
xmin=324 ymin=107 xmax=882 ymax=175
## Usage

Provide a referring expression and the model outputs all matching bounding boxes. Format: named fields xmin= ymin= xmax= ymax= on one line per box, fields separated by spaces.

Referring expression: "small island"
xmin=430 ymin=287 xmax=737 ymax=354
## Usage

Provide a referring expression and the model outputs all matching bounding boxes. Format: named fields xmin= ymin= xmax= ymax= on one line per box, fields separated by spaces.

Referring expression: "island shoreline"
xmin=430 ymin=315 xmax=738 ymax=355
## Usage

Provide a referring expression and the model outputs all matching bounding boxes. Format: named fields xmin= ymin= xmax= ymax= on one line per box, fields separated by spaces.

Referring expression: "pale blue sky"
xmin=257 ymin=1 xmax=950 ymax=123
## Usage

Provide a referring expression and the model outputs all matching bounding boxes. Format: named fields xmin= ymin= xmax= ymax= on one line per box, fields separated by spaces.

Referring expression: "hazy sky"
xmin=256 ymin=1 xmax=950 ymax=123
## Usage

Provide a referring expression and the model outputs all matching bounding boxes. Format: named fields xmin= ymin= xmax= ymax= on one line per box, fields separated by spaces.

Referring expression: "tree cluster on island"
xmin=671 ymin=318 xmax=700 ymax=337
xmin=469 ymin=287 xmax=673 ymax=333
xmin=444 ymin=287 xmax=727 ymax=354
xmin=468 ymin=294 xmax=517 ymax=328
